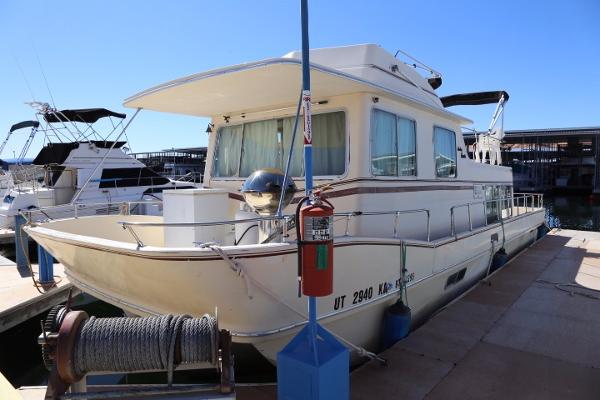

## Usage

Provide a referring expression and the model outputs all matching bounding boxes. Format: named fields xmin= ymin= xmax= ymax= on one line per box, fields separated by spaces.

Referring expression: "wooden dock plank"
xmin=0 ymin=259 xmax=74 ymax=333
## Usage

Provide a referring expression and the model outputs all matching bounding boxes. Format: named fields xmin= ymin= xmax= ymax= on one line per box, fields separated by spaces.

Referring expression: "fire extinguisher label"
xmin=304 ymin=216 xmax=333 ymax=241
xmin=316 ymin=244 xmax=328 ymax=270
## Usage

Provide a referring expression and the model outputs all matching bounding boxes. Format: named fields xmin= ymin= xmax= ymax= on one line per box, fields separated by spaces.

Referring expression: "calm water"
xmin=0 ymin=194 xmax=596 ymax=388
xmin=544 ymin=194 xmax=600 ymax=231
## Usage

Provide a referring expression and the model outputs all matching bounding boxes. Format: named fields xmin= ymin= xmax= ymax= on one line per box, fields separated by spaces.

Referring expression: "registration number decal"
xmin=332 ymin=272 xmax=415 ymax=311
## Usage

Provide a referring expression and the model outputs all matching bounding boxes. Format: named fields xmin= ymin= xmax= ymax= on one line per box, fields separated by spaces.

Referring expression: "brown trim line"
xmin=229 ymin=193 xmax=244 ymax=201
xmin=323 ymin=185 xmax=473 ymax=199
xmin=229 ymin=183 xmax=474 ymax=203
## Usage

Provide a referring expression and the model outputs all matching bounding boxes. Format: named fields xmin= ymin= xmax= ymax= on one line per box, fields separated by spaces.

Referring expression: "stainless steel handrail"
xmin=21 ymin=200 xmax=163 ymax=223
xmin=450 ymin=193 xmax=543 ymax=237
xmin=117 ymin=208 xmax=432 ymax=247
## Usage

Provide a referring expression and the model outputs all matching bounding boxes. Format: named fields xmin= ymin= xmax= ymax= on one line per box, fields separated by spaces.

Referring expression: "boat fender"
xmin=491 ymin=248 xmax=508 ymax=272
xmin=382 ymin=299 xmax=411 ymax=350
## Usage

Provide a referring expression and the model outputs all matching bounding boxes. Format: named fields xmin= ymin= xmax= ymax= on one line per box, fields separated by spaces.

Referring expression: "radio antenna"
xmin=33 ymin=44 xmax=57 ymax=108
xmin=10 ymin=50 xmax=36 ymax=101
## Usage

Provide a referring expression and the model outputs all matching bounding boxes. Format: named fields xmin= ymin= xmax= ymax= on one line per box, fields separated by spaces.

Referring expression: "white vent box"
xmin=163 ymin=188 xmax=229 ymax=247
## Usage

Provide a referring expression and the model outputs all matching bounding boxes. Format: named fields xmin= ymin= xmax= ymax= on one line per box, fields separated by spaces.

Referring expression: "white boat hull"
xmin=26 ymin=210 xmax=544 ymax=363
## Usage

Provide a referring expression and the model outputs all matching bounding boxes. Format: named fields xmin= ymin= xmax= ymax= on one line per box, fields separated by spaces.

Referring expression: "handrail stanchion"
xmin=344 ymin=214 xmax=351 ymax=237
xmin=393 ymin=212 xmax=400 ymax=238
xmin=282 ymin=217 xmax=289 ymax=240
xmin=426 ymin=210 xmax=431 ymax=242
xmin=483 ymin=199 xmax=488 ymax=225
xmin=467 ymin=203 xmax=472 ymax=231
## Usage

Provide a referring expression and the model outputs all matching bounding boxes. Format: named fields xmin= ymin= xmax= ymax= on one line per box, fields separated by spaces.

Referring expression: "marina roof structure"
xmin=464 ymin=126 xmax=600 ymax=139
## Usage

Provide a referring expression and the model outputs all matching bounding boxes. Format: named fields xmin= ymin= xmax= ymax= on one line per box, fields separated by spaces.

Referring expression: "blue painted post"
xmin=278 ymin=1 xmax=349 ymax=399
xmin=14 ymin=214 xmax=30 ymax=276
xmin=37 ymin=245 xmax=54 ymax=284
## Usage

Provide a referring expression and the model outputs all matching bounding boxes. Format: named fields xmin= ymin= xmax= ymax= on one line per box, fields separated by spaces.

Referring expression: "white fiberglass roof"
xmin=123 ymin=44 xmax=470 ymax=124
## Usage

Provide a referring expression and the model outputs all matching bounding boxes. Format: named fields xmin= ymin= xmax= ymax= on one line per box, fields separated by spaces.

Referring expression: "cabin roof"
xmin=43 ymin=108 xmax=126 ymax=124
xmin=32 ymin=141 xmax=127 ymax=165
xmin=123 ymin=44 xmax=471 ymax=124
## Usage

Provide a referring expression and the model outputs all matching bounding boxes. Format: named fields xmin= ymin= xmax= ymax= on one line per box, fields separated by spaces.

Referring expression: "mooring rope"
xmin=73 ymin=314 xmax=217 ymax=384
xmin=201 ymin=242 xmax=387 ymax=363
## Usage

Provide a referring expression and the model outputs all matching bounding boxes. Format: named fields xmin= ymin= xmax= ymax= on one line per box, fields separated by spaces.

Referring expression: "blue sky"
xmin=1 ymin=0 xmax=598 ymax=158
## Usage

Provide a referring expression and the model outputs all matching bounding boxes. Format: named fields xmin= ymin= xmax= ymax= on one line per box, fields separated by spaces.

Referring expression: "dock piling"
xmin=14 ymin=214 xmax=30 ymax=276
xmin=37 ymin=245 xmax=54 ymax=284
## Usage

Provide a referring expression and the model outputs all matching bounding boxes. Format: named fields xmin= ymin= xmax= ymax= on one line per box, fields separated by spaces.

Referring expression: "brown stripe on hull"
xmin=323 ymin=184 xmax=473 ymax=199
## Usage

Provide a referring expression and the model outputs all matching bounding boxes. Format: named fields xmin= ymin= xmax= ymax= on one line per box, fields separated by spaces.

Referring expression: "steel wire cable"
xmin=73 ymin=314 xmax=217 ymax=381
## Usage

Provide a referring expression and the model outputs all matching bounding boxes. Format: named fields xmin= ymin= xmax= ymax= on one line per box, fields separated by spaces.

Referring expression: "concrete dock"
xmin=238 ymin=229 xmax=600 ymax=399
xmin=350 ymin=229 xmax=600 ymax=399
xmin=0 ymin=255 xmax=73 ymax=333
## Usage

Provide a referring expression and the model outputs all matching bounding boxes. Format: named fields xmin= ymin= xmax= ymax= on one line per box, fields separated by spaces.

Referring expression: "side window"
xmin=213 ymin=124 xmax=243 ymax=177
xmin=371 ymin=109 xmax=416 ymax=176
xmin=434 ymin=127 xmax=457 ymax=178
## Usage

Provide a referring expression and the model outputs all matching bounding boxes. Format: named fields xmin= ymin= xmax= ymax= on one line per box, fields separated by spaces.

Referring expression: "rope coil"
xmin=73 ymin=314 xmax=217 ymax=378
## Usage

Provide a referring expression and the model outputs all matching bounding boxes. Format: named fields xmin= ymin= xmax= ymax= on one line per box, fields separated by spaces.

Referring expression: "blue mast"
xmin=300 ymin=0 xmax=318 ymax=351
xmin=277 ymin=2 xmax=349 ymax=399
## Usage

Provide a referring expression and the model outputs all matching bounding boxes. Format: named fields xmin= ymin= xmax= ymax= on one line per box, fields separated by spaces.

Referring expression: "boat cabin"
xmin=124 ymin=44 xmax=515 ymax=242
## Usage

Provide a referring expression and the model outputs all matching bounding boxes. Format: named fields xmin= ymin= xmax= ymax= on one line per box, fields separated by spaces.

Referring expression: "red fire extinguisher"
xmin=296 ymin=191 xmax=334 ymax=297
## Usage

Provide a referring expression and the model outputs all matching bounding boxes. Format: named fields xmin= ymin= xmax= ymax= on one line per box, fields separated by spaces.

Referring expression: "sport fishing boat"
xmin=1 ymin=105 xmax=194 ymax=229
xmin=24 ymin=44 xmax=545 ymax=363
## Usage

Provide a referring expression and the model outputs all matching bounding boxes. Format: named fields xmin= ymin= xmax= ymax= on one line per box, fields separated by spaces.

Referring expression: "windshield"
xmin=213 ymin=111 xmax=345 ymax=178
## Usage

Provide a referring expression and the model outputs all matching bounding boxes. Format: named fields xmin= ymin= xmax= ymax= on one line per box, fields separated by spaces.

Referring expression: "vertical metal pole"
xmin=300 ymin=0 xmax=318 ymax=361
xmin=15 ymin=214 xmax=30 ymax=276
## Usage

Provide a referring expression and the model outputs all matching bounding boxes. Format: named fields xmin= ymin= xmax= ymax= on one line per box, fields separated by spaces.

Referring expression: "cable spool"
xmin=40 ymin=307 xmax=232 ymax=399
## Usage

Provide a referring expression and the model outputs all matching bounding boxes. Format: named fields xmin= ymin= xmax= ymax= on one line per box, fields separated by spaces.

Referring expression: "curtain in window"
xmin=282 ymin=117 xmax=304 ymax=176
xmin=312 ymin=112 xmax=345 ymax=176
xmin=434 ymin=127 xmax=457 ymax=177
xmin=371 ymin=109 xmax=397 ymax=176
xmin=214 ymin=124 xmax=243 ymax=177
xmin=239 ymin=119 xmax=279 ymax=177
xmin=213 ymin=112 xmax=345 ymax=178
xmin=397 ymin=118 xmax=416 ymax=176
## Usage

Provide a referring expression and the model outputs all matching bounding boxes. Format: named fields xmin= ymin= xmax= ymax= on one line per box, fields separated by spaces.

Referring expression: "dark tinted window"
xmin=98 ymin=167 xmax=169 ymax=188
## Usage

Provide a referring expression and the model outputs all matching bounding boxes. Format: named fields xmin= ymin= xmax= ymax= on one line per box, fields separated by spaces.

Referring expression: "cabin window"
xmin=434 ymin=127 xmax=457 ymax=178
xmin=213 ymin=124 xmax=243 ymax=177
xmin=98 ymin=167 xmax=169 ymax=188
xmin=486 ymin=184 xmax=513 ymax=223
xmin=213 ymin=111 xmax=345 ymax=178
xmin=371 ymin=109 xmax=416 ymax=176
